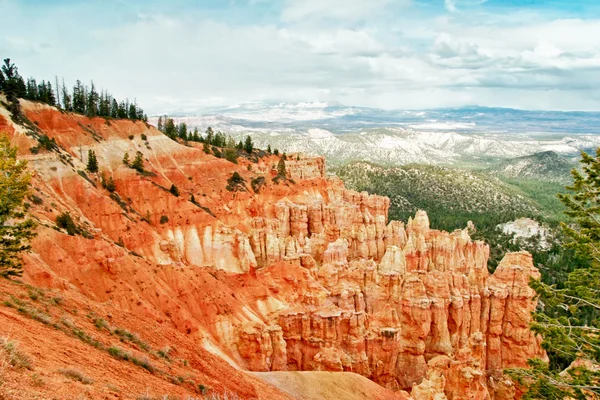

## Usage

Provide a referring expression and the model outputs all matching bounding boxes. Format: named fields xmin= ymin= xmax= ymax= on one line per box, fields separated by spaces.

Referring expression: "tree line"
xmin=156 ymin=117 xmax=283 ymax=158
xmin=0 ymin=58 xmax=147 ymax=122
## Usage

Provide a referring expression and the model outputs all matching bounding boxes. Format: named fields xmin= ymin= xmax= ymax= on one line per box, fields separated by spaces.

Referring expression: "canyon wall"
xmin=2 ymin=100 xmax=546 ymax=399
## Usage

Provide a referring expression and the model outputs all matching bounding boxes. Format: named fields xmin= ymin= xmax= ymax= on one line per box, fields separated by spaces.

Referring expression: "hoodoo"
xmin=0 ymin=99 xmax=545 ymax=399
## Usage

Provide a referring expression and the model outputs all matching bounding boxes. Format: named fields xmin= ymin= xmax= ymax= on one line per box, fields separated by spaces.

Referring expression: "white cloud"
xmin=2 ymin=0 xmax=600 ymax=112
xmin=445 ymin=0 xmax=457 ymax=13
xmin=281 ymin=0 xmax=400 ymax=22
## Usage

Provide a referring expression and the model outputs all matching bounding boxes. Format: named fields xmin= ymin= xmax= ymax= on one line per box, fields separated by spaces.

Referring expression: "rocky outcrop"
xmin=6 ymin=101 xmax=545 ymax=400
xmin=238 ymin=207 xmax=546 ymax=398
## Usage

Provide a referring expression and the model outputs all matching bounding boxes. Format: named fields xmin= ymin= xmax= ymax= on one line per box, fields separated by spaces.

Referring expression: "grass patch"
xmin=58 ymin=368 xmax=94 ymax=385
xmin=113 ymin=328 xmax=150 ymax=352
xmin=0 ymin=337 xmax=33 ymax=370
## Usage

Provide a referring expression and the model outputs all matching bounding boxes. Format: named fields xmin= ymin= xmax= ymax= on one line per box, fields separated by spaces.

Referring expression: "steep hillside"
xmin=0 ymin=99 xmax=545 ymax=399
xmin=337 ymin=161 xmax=538 ymax=231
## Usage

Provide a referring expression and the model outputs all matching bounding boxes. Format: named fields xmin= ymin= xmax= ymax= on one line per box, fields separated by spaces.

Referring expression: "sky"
xmin=3 ymin=0 xmax=600 ymax=114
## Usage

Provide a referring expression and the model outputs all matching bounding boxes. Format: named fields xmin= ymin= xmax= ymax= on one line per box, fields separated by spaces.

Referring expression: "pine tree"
xmin=1 ymin=59 xmax=24 ymax=120
xmin=131 ymin=151 xmax=144 ymax=172
xmin=169 ymin=184 xmax=180 ymax=197
xmin=61 ymin=79 xmax=72 ymax=111
xmin=205 ymin=127 xmax=214 ymax=145
xmin=267 ymin=144 xmax=272 ymax=154
xmin=203 ymin=142 xmax=210 ymax=154
xmin=509 ymin=148 xmax=600 ymax=398
xmin=0 ymin=135 xmax=36 ymax=277
xmin=277 ymin=157 xmax=286 ymax=177
xmin=46 ymin=81 xmax=56 ymax=106
xmin=178 ymin=122 xmax=187 ymax=140
xmin=26 ymin=78 xmax=38 ymax=100
xmin=244 ymin=136 xmax=253 ymax=154
xmin=72 ymin=80 xmax=86 ymax=114
xmin=86 ymin=81 xmax=98 ymax=117
xmin=128 ymin=102 xmax=137 ymax=120
xmin=87 ymin=149 xmax=98 ymax=173
xmin=192 ymin=127 xmax=200 ymax=142
xmin=122 ymin=152 xmax=130 ymax=165
xmin=164 ymin=118 xmax=176 ymax=139
xmin=110 ymin=98 xmax=119 ymax=118
xmin=157 ymin=116 xmax=163 ymax=132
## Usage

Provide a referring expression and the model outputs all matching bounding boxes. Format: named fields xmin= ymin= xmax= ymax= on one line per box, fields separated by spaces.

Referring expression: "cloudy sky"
xmin=3 ymin=0 xmax=600 ymax=113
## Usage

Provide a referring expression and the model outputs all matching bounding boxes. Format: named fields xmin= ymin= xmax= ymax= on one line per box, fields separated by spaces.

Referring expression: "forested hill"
xmin=337 ymin=161 xmax=539 ymax=232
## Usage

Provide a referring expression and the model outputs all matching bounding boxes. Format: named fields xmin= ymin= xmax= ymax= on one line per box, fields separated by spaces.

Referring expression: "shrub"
xmin=56 ymin=212 xmax=79 ymax=236
xmin=131 ymin=151 xmax=144 ymax=173
xmin=160 ymin=215 xmax=169 ymax=224
xmin=226 ymin=172 xmax=246 ymax=192
xmin=169 ymin=184 xmax=180 ymax=197
xmin=101 ymin=174 xmax=116 ymax=192
xmin=141 ymin=134 xmax=147 ymax=141
xmin=224 ymin=148 xmax=238 ymax=164
xmin=29 ymin=195 xmax=43 ymax=205
xmin=251 ymin=176 xmax=265 ymax=193
xmin=128 ymin=135 xmax=134 ymax=140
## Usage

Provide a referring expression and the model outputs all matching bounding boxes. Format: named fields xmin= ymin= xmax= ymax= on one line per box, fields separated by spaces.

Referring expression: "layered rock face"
xmin=5 ymin=101 xmax=545 ymax=399
xmin=238 ymin=202 xmax=545 ymax=398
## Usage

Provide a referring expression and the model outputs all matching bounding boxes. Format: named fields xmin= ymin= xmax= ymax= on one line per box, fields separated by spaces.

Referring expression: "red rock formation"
xmin=1 ymin=100 xmax=546 ymax=399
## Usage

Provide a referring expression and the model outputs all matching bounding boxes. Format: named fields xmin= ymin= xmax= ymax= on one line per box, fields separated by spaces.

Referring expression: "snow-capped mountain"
xmin=151 ymin=103 xmax=600 ymax=166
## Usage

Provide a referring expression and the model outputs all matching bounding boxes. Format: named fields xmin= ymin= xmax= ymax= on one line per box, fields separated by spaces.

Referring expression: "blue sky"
xmin=2 ymin=0 xmax=600 ymax=113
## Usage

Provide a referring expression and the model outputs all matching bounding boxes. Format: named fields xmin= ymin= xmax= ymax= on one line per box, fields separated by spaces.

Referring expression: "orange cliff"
xmin=0 ymin=99 xmax=545 ymax=399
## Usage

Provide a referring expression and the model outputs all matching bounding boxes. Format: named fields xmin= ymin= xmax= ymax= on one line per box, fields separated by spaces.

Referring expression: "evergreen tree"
xmin=277 ymin=157 xmax=286 ymax=177
xmin=509 ymin=149 xmax=600 ymax=398
xmin=26 ymin=78 xmax=38 ymax=100
xmin=122 ymin=152 xmax=130 ymax=165
xmin=45 ymin=81 xmax=56 ymax=106
xmin=110 ymin=98 xmax=119 ymax=118
xmin=267 ymin=144 xmax=272 ymax=154
xmin=191 ymin=127 xmax=200 ymax=142
xmin=169 ymin=184 xmax=180 ymax=197
xmin=1 ymin=58 xmax=24 ymax=119
xmin=87 ymin=149 xmax=98 ymax=173
xmin=203 ymin=142 xmax=210 ymax=154
xmin=236 ymin=141 xmax=243 ymax=150
xmin=98 ymin=91 xmax=110 ymax=117
xmin=157 ymin=116 xmax=163 ymax=132
xmin=61 ymin=79 xmax=72 ymax=111
xmin=244 ymin=136 xmax=253 ymax=154
xmin=128 ymin=102 xmax=137 ymax=120
xmin=190 ymin=194 xmax=196 ymax=204
xmin=0 ymin=135 xmax=36 ymax=277
xmin=86 ymin=81 xmax=98 ymax=117
xmin=274 ymin=148 xmax=279 ymax=156
xmin=72 ymin=80 xmax=86 ymax=114
xmin=164 ymin=118 xmax=176 ymax=139
xmin=178 ymin=122 xmax=187 ymax=140
xmin=101 ymin=174 xmax=116 ymax=192
xmin=131 ymin=151 xmax=144 ymax=172
xmin=117 ymin=101 xmax=127 ymax=119
xmin=205 ymin=127 xmax=214 ymax=145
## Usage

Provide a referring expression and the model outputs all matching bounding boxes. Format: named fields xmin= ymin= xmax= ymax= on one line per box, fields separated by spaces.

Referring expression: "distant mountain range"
xmin=154 ymin=102 xmax=600 ymax=167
